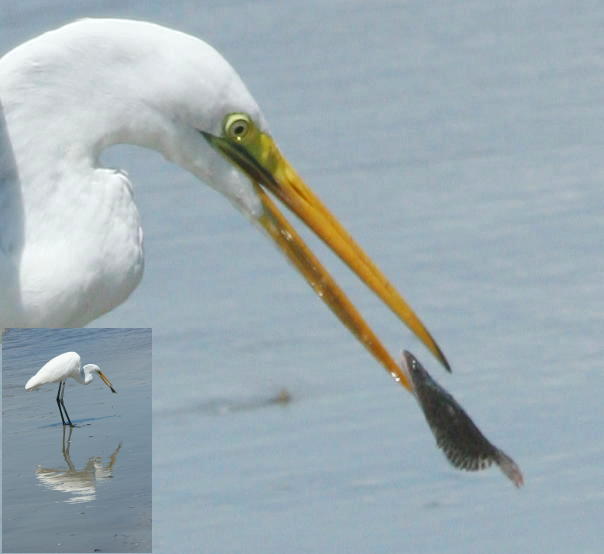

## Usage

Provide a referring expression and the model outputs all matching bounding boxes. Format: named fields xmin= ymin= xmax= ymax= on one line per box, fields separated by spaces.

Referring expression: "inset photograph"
xmin=2 ymin=328 xmax=151 ymax=553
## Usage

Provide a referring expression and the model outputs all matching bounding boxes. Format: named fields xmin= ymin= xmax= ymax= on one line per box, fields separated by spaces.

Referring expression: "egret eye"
xmin=225 ymin=114 xmax=251 ymax=141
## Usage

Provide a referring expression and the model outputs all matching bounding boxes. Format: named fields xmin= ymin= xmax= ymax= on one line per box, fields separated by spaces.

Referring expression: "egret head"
xmin=83 ymin=364 xmax=117 ymax=393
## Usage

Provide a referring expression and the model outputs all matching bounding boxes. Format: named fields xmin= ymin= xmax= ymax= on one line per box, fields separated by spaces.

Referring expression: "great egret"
xmin=0 ymin=18 xmax=449 ymax=390
xmin=25 ymin=351 xmax=117 ymax=426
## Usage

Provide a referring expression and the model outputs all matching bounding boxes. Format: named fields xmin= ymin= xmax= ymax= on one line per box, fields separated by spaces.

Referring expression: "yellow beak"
xmin=97 ymin=370 xmax=117 ymax=393
xmin=203 ymin=118 xmax=449 ymax=392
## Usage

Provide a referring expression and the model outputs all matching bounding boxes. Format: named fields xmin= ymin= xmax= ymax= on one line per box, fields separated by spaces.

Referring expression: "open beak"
xmin=203 ymin=120 xmax=449 ymax=392
xmin=98 ymin=371 xmax=117 ymax=393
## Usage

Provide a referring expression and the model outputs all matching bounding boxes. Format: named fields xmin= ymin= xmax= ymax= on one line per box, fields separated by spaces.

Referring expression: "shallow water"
xmin=2 ymin=329 xmax=152 ymax=553
xmin=2 ymin=2 xmax=604 ymax=553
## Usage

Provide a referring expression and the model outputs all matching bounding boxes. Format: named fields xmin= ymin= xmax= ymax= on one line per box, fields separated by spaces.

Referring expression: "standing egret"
xmin=1 ymin=19 xmax=447 ymax=392
xmin=25 ymin=351 xmax=117 ymax=426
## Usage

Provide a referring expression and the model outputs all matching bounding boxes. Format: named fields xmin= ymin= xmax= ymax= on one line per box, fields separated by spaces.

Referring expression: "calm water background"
xmin=1 ymin=1 xmax=603 ymax=553
xmin=2 ymin=328 xmax=152 ymax=553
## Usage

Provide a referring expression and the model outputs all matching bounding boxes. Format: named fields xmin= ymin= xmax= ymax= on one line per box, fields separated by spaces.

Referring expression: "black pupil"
xmin=233 ymin=123 xmax=245 ymax=135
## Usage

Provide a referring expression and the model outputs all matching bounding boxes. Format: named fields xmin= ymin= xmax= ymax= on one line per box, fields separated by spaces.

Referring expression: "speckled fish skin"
xmin=402 ymin=350 xmax=524 ymax=487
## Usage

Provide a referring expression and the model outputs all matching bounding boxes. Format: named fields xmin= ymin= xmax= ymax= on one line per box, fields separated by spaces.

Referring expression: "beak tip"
xmin=434 ymin=346 xmax=452 ymax=373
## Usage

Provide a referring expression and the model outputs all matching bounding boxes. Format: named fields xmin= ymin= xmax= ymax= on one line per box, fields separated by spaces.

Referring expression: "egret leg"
xmin=59 ymin=380 xmax=73 ymax=427
xmin=56 ymin=381 xmax=67 ymax=426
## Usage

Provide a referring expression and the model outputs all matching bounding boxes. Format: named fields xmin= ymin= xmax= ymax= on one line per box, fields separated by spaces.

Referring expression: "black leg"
xmin=59 ymin=380 xmax=73 ymax=427
xmin=56 ymin=381 xmax=66 ymax=425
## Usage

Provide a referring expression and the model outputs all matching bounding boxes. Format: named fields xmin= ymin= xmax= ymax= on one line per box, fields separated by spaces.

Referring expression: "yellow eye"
xmin=225 ymin=113 xmax=251 ymax=141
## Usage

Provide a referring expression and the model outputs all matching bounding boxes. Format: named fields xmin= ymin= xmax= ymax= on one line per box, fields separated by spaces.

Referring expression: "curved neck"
xmin=0 ymin=23 xmax=177 ymax=270
xmin=2 ymin=39 xmax=172 ymax=187
xmin=78 ymin=365 xmax=95 ymax=385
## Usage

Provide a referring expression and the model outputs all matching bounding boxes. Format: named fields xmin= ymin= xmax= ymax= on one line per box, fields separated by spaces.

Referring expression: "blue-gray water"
xmin=2 ymin=328 xmax=152 ymax=553
xmin=2 ymin=2 xmax=603 ymax=553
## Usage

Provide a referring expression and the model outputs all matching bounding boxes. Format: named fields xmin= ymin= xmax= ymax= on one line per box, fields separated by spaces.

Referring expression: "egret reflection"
xmin=34 ymin=426 xmax=122 ymax=504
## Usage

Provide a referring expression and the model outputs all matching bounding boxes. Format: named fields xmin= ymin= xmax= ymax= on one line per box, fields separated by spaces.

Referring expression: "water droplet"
xmin=390 ymin=372 xmax=401 ymax=383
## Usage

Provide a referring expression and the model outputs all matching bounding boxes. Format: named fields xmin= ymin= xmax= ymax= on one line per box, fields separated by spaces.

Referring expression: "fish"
xmin=401 ymin=350 xmax=524 ymax=487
